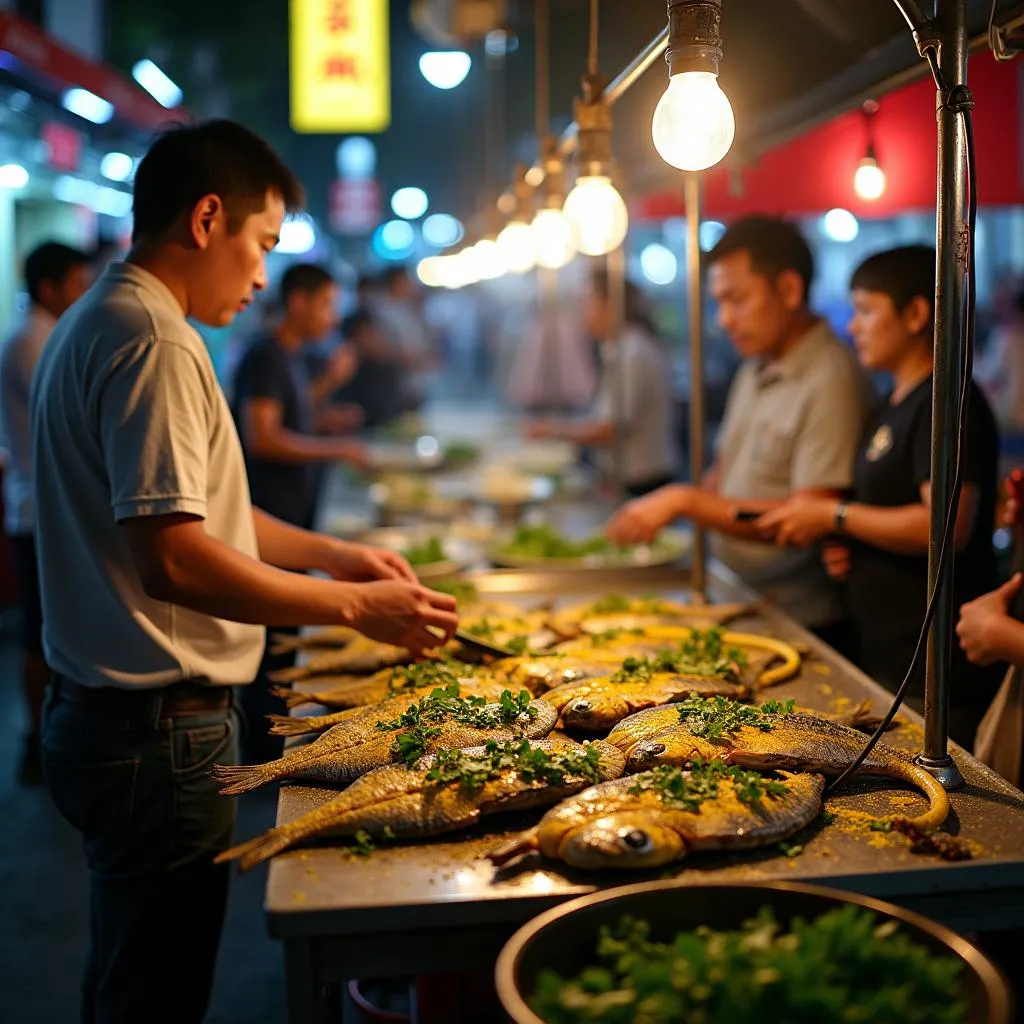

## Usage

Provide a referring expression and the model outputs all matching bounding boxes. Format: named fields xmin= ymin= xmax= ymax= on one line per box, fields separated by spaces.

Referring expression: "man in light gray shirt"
xmin=0 ymin=241 xmax=89 ymax=784
xmin=608 ymin=216 xmax=870 ymax=647
xmin=32 ymin=121 xmax=458 ymax=1024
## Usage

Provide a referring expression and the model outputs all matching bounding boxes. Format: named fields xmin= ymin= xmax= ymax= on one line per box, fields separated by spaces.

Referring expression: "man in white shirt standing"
xmin=0 ymin=241 xmax=90 ymax=784
xmin=31 ymin=120 xmax=458 ymax=1024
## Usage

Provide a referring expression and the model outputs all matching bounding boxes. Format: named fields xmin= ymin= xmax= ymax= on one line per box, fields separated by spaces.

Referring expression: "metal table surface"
xmin=264 ymin=563 xmax=1024 ymax=1022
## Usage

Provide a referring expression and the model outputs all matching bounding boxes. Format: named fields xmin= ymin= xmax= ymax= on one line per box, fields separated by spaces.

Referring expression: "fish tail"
xmin=274 ymin=687 xmax=311 ymax=707
xmin=267 ymin=715 xmax=322 ymax=737
xmin=887 ymin=758 xmax=952 ymax=832
xmin=215 ymin=828 xmax=298 ymax=871
xmin=267 ymin=666 xmax=306 ymax=683
xmin=268 ymin=633 xmax=303 ymax=655
xmin=487 ymin=828 xmax=540 ymax=867
xmin=210 ymin=761 xmax=282 ymax=795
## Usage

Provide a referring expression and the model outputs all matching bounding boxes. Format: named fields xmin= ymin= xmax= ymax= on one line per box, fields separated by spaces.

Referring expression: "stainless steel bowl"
xmin=496 ymin=880 xmax=1012 ymax=1024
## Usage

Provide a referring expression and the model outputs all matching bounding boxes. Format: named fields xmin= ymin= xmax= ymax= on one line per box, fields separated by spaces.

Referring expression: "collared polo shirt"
xmin=712 ymin=319 xmax=870 ymax=627
xmin=30 ymin=262 xmax=264 ymax=689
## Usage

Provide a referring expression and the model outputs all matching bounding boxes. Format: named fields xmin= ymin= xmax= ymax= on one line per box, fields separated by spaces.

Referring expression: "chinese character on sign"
xmin=326 ymin=0 xmax=352 ymax=33
xmin=324 ymin=54 xmax=359 ymax=80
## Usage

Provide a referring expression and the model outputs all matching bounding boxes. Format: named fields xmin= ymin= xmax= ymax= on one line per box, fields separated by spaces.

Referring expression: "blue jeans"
xmin=42 ymin=679 xmax=239 ymax=1024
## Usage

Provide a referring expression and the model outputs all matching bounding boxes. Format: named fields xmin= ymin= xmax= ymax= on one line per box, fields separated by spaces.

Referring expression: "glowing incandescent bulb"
xmin=652 ymin=71 xmax=735 ymax=171
xmin=496 ymin=221 xmax=536 ymax=273
xmin=531 ymin=208 xmax=576 ymax=269
xmin=854 ymin=157 xmax=886 ymax=201
xmin=563 ymin=175 xmax=629 ymax=256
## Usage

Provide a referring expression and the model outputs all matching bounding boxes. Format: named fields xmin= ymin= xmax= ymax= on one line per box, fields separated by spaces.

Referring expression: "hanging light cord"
xmin=827 ymin=49 xmax=977 ymax=795
xmin=535 ymin=0 xmax=550 ymax=142
xmin=588 ymin=0 xmax=600 ymax=76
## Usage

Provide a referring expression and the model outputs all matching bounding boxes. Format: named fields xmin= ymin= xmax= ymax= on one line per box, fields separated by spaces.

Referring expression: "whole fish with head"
xmin=457 ymin=611 xmax=560 ymax=657
xmin=268 ymin=626 xmax=360 ymax=656
xmin=489 ymin=762 xmax=824 ymax=870
xmin=608 ymin=697 xmax=950 ymax=831
xmin=274 ymin=660 xmax=486 ymax=710
xmin=216 ymin=737 xmax=626 ymax=870
xmin=268 ymin=635 xmax=437 ymax=682
xmin=211 ymin=686 xmax=557 ymax=794
xmin=491 ymin=655 xmax=624 ymax=695
xmin=268 ymin=675 xmax=513 ymax=737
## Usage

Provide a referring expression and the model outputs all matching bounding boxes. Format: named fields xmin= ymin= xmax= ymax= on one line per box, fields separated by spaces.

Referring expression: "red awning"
xmin=0 ymin=11 xmax=184 ymax=134
xmin=634 ymin=55 xmax=1022 ymax=222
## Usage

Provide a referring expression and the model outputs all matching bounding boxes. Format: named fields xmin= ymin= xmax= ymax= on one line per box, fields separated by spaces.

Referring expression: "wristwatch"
xmin=834 ymin=503 xmax=850 ymax=534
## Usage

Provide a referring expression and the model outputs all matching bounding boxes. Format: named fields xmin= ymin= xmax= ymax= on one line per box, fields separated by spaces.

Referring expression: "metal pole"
xmin=607 ymin=247 xmax=627 ymax=496
xmin=919 ymin=0 xmax=966 ymax=789
xmin=685 ymin=172 xmax=707 ymax=600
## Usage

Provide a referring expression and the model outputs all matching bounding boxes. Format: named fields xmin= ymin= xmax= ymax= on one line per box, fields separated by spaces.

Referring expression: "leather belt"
xmin=56 ymin=675 xmax=232 ymax=715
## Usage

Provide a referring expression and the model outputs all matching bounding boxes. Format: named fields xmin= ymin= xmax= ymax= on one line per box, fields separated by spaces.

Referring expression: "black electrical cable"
xmin=826 ymin=60 xmax=977 ymax=796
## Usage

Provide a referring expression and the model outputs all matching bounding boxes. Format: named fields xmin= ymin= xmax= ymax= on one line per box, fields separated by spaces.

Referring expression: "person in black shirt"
xmin=332 ymin=308 xmax=405 ymax=429
xmin=758 ymin=245 xmax=1001 ymax=745
xmin=232 ymin=263 xmax=369 ymax=529
xmin=231 ymin=263 xmax=371 ymax=760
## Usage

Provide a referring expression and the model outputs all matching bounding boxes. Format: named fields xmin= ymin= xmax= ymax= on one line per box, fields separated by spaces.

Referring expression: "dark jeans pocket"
xmin=43 ymin=753 xmax=141 ymax=873
xmin=171 ymin=713 xmax=238 ymax=781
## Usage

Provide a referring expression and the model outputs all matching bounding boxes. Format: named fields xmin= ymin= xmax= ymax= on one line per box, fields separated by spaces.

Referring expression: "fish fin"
xmin=274 ymin=688 xmax=312 ymax=708
xmin=267 ymin=666 xmax=306 ymax=683
xmin=209 ymin=762 xmax=277 ymax=796
xmin=266 ymin=715 xmax=321 ymax=737
xmin=215 ymin=829 xmax=296 ymax=871
xmin=487 ymin=828 xmax=540 ymax=867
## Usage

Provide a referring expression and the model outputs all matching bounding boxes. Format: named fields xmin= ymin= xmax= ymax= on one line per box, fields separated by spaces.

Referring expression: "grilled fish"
xmin=268 ymin=626 xmax=360 ymax=655
xmin=608 ymin=700 xmax=950 ymax=831
xmin=211 ymin=696 xmax=558 ymax=794
xmin=216 ymin=737 xmax=626 ymax=871
xmin=542 ymin=673 xmax=750 ymax=733
xmin=489 ymin=768 xmax=824 ymax=870
xmin=274 ymin=661 xmax=484 ymax=709
xmin=548 ymin=597 xmax=750 ymax=639
xmin=268 ymin=635 xmax=436 ymax=682
xmin=268 ymin=676 xmax=513 ymax=737
xmin=491 ymin=656 xmax=622 ymax=695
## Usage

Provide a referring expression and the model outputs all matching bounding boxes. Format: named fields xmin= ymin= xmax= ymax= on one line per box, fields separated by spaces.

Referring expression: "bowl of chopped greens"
xmin=359 ymin=527 xmax=477 ymax=579
xmin=496 ymin=880 xmax=1011 ymax=1024
xmin=489 ymin=524 xmax=690 ymax=570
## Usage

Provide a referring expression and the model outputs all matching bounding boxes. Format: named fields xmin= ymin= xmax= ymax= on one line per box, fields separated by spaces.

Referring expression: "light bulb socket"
xmin=665 ymin=0 xmax=724 ymax=77
xmin=573 ymin=75 xmax=615 ymax=179
xmin=539 ymin=135 xmax=568 ymax=210
xmin=862 ymin=143 xmax=878 ymax=165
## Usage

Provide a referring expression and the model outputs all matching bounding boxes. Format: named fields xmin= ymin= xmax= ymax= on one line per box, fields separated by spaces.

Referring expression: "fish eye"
xmin=640 ymin=742 xmax=666 ymax=758
xmin=572 ymin=700 xmax=591 ymax=713
xmin=620 ymin=829 xmax=652 ymax=852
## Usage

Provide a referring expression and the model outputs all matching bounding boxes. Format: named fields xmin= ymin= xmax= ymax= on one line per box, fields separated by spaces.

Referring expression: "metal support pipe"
xmin=920 ymin=0 xmax=967 ymax=789
xmin=607 ymin=246 xmax=627 ymax=496
xmin=685 ymin=172 xmax=707 ymax=600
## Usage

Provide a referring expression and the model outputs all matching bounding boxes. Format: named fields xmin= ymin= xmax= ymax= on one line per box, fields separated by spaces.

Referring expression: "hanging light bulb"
xmin=496 ymin=165 xmax=537 ymax=273
xmin=531 ymin=138 xmax=577 ymax=269
xmin=651 ymin=0 xmax=735 ymax=172
xmin=562 ymin=74 xmax=629 ymax=255
xmin=853 ymin=103 xmax=886 ymax=201
xmin=472 ymin=238 xmax=508 ymax=280
xmin=531 ymin=208 xmax=576 ymax=269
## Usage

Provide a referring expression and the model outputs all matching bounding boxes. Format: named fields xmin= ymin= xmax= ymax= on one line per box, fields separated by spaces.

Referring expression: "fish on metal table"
xmin=216 ymin=737 xmax=626 ymax=871
xmin=607 ymin=699 xmax=950 ymax=831
xmin=542 ymin=672 xmax=751 ymax=733
xmin=547 ymin=596 xmax=750 ymax=639
xmin=491 ymin=656 xmax=625 ymax=695
xmin=267 ymin=675 xmax=514 ymax=737
xmin=274 ymin=661 xmax=485 ymax=709
xmin=489 ymin=766 xmax=824 ymax=870
xmin=268 ymin=626 xmax=360 ymax=656
xmin=268 ymin=635 xmax=433 ymax=682
xmin=211 ymin=692 xmax=558 ymax=794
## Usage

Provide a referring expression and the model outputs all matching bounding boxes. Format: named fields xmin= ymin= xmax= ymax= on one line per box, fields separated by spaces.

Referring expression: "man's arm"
xmin=241 ymin=398 xmax=370 ymax=467
xmin=121 ymin=514 xmax=455 ymax=651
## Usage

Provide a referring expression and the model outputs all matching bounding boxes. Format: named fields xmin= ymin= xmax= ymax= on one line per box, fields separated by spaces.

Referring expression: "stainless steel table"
xmin=262 ymin=564 xmax=1024 ymax=1023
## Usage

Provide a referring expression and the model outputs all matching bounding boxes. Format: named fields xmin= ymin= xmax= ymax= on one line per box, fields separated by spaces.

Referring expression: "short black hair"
xmin=24 ymin=242 xmax=90 ymax=304
xmin=132 ymin=120 xmax=304 ymax=242
xmin=708 ymin=215 xmax=815 ymax=303
xmin=280 ymin=263 xmax=334 ymax=305
xmin=851 ymin=245 xmax=936 ymax=313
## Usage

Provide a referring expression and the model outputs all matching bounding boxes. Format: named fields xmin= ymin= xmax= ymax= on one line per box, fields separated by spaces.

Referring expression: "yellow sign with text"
xmin=290 ymin=0 xmax=390 ymax=133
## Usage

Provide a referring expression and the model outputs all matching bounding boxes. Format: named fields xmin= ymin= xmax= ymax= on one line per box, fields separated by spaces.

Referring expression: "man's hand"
xmin=756 ymin=496 xmax=837 ymax=547
xmin=349 ymin=581 xmax=458 ymax=654
xmin=317 ymin=404 xmax=364 ymax=434
xmin=957 ymin=574 xmax=1022 ymax=666
xmin=334 ymin=441 xmax=374 ymax=473
xmin=606 ymin=485 xmax=692 ymax=546
xmin=822 ymin=541 xmax=852 ymax=581
xmin=320 ymin=539 xmax=418 ymax=583
xmin=326 ymin=343 xmax=359 ymax=388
